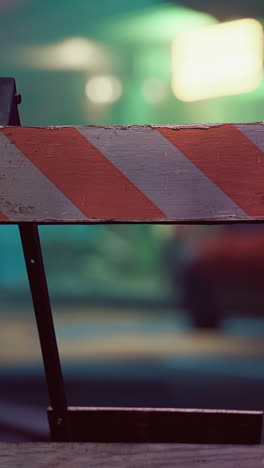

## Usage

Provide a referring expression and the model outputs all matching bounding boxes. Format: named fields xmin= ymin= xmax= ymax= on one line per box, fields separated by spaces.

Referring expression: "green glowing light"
xmin=100 ymin=3 xmax=216 ymax=44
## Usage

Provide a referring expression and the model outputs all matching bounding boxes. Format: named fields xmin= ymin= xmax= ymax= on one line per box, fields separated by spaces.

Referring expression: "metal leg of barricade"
xmin=19 ymin=223 xmax=71 ymax=441
xmin=0 ymin=78 xmax=71 ymax=441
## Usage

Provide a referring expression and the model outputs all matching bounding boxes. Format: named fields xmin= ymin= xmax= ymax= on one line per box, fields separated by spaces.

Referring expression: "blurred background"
xmin=1 ymin=0 xmax=264 ymax=441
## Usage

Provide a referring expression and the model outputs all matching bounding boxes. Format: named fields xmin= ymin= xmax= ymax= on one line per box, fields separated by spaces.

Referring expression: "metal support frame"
xmin=0 ymin=77 xmax=71 ymax=441
xmin=19 ymin=224 xmax=71 ymax=441
xmin=0 ymin=77 xmax=21 ymax=126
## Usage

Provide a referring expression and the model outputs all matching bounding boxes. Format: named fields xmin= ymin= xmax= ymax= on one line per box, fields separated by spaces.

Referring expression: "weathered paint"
xmin=0 ymin=124 xmax=263 ymax=223
xmin=79 ymin=126 xmax=244 ymax=220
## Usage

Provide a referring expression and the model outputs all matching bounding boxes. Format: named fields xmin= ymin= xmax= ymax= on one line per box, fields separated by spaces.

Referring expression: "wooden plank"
xmin=1 ymin=123 xmax=264 ymax=223
xmin=48 ymin=407 xmax=262 ymax=444
xmin=1 ymin=442 xmax=264 ymax=467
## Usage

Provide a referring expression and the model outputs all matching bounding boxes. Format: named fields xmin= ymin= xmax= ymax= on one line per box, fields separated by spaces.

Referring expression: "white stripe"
xmin=77 ymin=126 xmax=246 ymax=220
xmin=235 ymin=123 xmax=264 ymax=153
xmin=0 ymin=133 xmax=87 ymax=221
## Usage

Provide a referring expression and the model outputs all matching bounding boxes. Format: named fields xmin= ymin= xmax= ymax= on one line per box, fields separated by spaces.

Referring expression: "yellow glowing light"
xmin=16 ymin=37 xmax=108 ymax=71
xmin=172 ymin=19 xmax=264 ymax=101
xmin=85 ymin=76 xmax=123 ymax=104
xmin=56 ymin=37 xmax=99 ymax=69
xmin=142 ymin=78 xmax=168 ymax=104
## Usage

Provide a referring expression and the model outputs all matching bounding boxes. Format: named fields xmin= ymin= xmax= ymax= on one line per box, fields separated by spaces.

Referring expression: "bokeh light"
xmin=85 ymin=75 xmax=123 ymax=105
xmin=172 ymin=18 xmax=264 ymax=101
xmin=141 ymin=78 xmax=168 ymax=104
xmin=15 ymin=37 xmax=108 ymax=71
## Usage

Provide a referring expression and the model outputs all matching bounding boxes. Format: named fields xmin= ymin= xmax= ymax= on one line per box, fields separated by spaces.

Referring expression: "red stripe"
xmin=158 ymin=125 xmax=264 ymax=217
xmin=0 ymin=210 xmax=9 ymax=221
xmin=1 ymin=127 xmax=165 ymax=220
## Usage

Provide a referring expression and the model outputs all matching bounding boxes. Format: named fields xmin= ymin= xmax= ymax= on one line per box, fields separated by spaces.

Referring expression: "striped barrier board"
xmin=1 ymin=123 xmax=264 ymax=223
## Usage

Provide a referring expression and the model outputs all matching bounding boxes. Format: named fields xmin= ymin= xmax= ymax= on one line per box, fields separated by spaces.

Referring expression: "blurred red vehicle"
xmin=170 ymin=226 xmax=264 ymax=328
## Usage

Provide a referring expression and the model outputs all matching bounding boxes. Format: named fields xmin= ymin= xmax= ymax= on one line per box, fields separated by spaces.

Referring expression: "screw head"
xmin=15 ymin=93 xmax=22 ymax=105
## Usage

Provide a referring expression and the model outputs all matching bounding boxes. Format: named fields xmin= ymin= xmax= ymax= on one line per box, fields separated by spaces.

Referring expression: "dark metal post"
xmin=19 ymin=224 xmax=71 ymax=441
xmin=0 ymin=77 xmax=21 ymax=125
xmin=0 ymin=77 xmax=71 ymax=441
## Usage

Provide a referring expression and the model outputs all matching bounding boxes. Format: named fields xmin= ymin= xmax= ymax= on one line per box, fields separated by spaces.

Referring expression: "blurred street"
xmin=0 ymin=306 xmax=264 ymax=440
xmin=2 ymin=306 xmax=264 ymax=369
